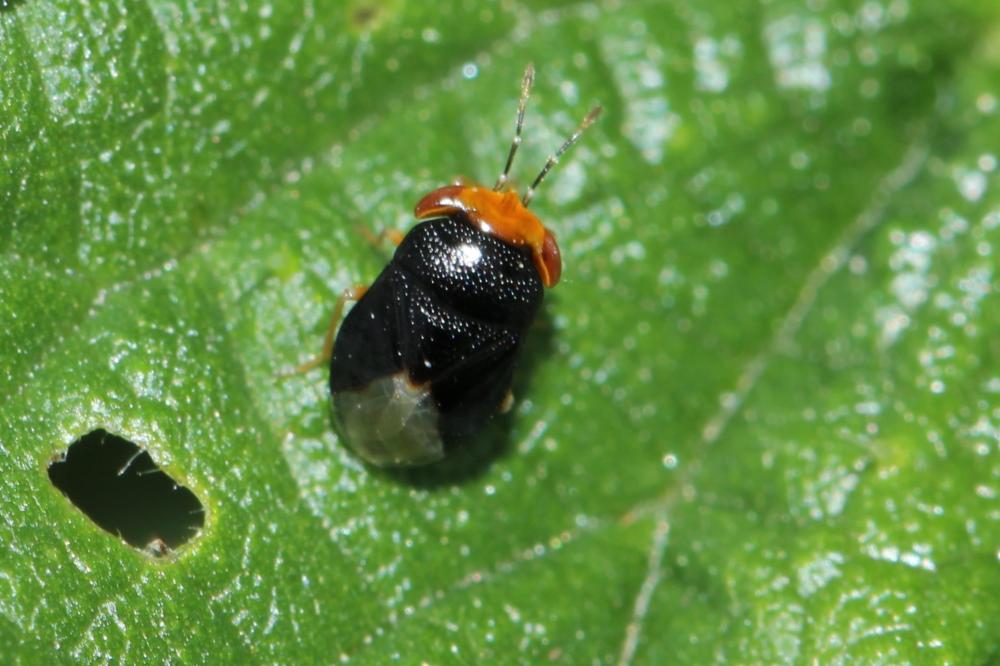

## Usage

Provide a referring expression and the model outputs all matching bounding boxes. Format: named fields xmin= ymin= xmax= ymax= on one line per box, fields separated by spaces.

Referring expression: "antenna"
xmin=494 ymin=64 xmax=535 ymax=191
xmin=522 ymin=105 xmax=602 ymax=207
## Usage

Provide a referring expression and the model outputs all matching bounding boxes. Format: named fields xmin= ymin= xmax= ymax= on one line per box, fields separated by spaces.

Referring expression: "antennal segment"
xmin=522 ymin=105 xmax=602 ymax=207
xmin=494 ymin=64 xmax=536 ymax=191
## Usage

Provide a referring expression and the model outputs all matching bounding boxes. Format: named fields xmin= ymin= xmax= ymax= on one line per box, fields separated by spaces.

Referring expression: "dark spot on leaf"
xmin=48 ymin=429 xmax=205 ymax=556
xmin=347 ymin=0 xmax=397 ymax=32
xmin=352 ymin=4 xmax=379 ymax=26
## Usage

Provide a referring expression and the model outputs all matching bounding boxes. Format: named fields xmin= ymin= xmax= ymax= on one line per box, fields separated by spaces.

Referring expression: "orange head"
xmin=413 ymin=65 xmax=600 ymax=290
xmin=415 ymin=184 xmax=562 ymax=287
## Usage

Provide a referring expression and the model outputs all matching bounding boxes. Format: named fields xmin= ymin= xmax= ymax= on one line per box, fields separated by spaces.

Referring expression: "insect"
xmin=318 ymin=65 xmax=600 ymax=467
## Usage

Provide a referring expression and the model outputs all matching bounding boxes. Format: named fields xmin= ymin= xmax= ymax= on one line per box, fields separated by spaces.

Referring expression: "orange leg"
xmin=282 ymin=285 xmax=368 ymax=376
xmin=357 ymin=226 xmax=404 ymax=251
xmin=498 ymin=390 xmax=515 ymax=414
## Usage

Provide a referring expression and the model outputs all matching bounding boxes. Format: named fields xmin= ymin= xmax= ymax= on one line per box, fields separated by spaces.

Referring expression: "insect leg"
xmin=357 ymin=226 xmax=404 ymax=252
xmin=281 ymin=285 xmax=368 ymax=376
xmin=499 ymin=390 xmax=515 ymax=414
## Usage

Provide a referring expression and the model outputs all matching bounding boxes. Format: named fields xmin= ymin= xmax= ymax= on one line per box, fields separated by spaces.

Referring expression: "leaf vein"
xmin=614 ymin=128 xmax=931 ymax=664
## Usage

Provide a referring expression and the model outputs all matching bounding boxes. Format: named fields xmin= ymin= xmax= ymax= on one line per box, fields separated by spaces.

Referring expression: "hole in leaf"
xmin=48 ymin=429 xmax=205 ymax=556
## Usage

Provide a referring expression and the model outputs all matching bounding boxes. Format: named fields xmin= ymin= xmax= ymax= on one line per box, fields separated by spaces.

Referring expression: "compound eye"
xmin=414 ymin=185 xmax=466 ymax=219
xmin=540 ymin=229 xmax=562 ymax=287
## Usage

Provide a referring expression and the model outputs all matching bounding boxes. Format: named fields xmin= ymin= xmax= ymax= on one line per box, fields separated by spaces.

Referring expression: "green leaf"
xmin=2 ymin=0 xmax=999 ymax=663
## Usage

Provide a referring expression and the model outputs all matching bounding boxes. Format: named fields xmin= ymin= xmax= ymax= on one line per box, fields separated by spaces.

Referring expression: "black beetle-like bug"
xmin=324 ymin=65 xmax=600 ymax=466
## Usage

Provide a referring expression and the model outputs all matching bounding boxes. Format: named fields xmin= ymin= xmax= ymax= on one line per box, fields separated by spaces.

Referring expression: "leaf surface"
xmin=1 ymin=1 xmax=998 ymax=663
